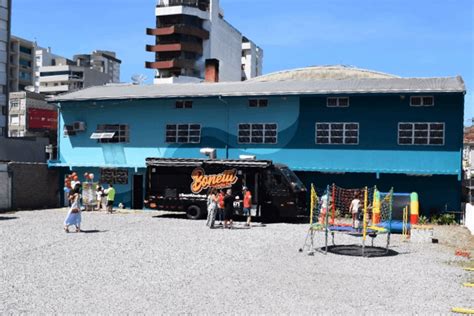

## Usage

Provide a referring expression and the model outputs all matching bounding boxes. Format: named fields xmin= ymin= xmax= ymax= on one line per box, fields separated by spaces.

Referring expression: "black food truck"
xmin=144 ymin=158 xmax=307 ymax=220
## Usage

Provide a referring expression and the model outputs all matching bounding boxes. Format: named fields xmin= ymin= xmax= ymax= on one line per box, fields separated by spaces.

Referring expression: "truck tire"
xmin=186 ymin=204 xmax=204 ymax=220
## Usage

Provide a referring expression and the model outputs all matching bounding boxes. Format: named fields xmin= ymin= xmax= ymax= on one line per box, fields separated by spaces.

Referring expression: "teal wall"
xmin=52 ymin=92 xmax=464 ymax=211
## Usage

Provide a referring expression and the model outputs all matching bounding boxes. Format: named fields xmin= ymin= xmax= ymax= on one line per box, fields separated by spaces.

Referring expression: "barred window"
xmin=96 ymin=124 xmax=129 ymax=143
xmin=316 ymin=122 xmax=359 ymax=145
xmin=248 ymin=99 xmax=268 ymax=108
xmin=410 ymin=96 xmax=434 ymax=107
xmin=398 ymin=122 xmax=444 ymax=145
xmin=166 ymin=124 xmax=201 ymax=144
xmin=175 ymin=100 xmax=193 ymax=109
xmin=327 ymin=97 xmax=349 ymax=107
xmin=238 ymin=123 xmax=278 ymax=144
xmin=100 ymin=168 xmax=128 ymax=185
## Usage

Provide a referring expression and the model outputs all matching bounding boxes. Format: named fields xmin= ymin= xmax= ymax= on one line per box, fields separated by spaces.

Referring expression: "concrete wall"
xmin=0 ymin=137 xmax=49 ymax=162
xmin=8 ymin=162 xmax=60 ymax=210
xmin=466 ymin=203 xmax=474 ymax=235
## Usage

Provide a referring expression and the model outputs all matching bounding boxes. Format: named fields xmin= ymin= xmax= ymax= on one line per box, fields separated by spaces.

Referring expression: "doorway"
xmin=132 ymin=174 xmax=144 ymax=209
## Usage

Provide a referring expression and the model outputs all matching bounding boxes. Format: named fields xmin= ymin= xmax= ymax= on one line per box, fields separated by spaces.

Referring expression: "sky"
xmin=11 ymin=0 xmax=474 ymax=124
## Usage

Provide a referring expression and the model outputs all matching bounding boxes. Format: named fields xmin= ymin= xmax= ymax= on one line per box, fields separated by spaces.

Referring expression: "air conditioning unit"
xmin=73 ymin=121 xmax=86 ymax=132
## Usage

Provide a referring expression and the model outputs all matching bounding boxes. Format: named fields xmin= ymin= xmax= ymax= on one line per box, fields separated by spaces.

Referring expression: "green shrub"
xmin=418 ymin=215 xmax=429 ymax=225
xmin=430 ymin=214 xmax=457 ymax=225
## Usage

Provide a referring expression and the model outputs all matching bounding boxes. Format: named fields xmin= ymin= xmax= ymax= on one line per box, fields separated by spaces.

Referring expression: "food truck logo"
xmin=190 ymin=168 xmax=238 ymax=193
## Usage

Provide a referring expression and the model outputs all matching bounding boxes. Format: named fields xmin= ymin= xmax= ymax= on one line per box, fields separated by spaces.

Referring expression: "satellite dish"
xmin=131 ymin=74 xmax=147 ymax=85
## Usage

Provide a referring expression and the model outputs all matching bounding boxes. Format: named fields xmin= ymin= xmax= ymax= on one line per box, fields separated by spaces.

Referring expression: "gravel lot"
xmin=1 ymin=209 xmax=472 ymax=314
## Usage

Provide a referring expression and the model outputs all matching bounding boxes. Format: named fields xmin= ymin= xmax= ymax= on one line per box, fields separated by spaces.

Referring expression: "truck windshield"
xmin=279 ymin=167 xmax=306 ymax=191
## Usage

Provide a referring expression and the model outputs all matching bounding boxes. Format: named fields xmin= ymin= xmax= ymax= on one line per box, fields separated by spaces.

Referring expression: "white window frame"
xmin=238 ymin=122 xmax=278 ymax=144
xmin=398 ymin=122 xmax=445 ymax=146
xmin=410 ymin=96 xmax=434 ymax=107
xmin=326 ymin=97 xmax=350 ymax=108
xmin=165 ymin=123 xmax=201 ymax=144
xmin=315 ymin=122 xmax=359 ymax=145
xmin=95 ymin=124 xmax=129 ymax=143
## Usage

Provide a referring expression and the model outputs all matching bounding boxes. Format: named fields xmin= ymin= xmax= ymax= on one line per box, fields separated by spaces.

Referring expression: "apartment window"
xmin=238 ymin=123 xmax=278 ymax=144
xmin=315 ymin=122 xmax=359 ymax=145
xmin=248 ymin=99 xmax=268 ymax=108
xmin=327 ymin=97 xmax=350 ymax=107
xmin=166 ymin=124 xmax=201 ymax=144
xmin=95 ymin=124 xmax=129 ymax=143
xmin=175 ymin=100 xmax=193 ymax=109
xmin=398 ymin=122 xmax=444 ymax=145
xmin=19 ymin=46 xmax=32 ymax=55
xmin=410 ymin=96 xmax=434 ymax=107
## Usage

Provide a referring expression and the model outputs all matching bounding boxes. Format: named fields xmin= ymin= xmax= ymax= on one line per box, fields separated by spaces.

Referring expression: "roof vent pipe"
xmin=205 ymin=59 xmax=219 ymax=83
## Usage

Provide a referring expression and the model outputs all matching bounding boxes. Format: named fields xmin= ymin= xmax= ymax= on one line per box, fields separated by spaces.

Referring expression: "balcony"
xmin=146 ymin=25 xmax=209 ymax=39
xmin=146 ymin=42 xmax=202 ymax=54
xmin=157 ymin=0 xmax=209 ymax=11
xmin=145 ymin=58 xmax=195 ymax=70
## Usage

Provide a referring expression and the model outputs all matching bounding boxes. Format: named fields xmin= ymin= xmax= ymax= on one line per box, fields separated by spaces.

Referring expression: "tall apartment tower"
xmin=9 ymin=36 xmax=35 ymax=92
xmin=146 ymin=0 xmax=263 ymax=84
xmin=0 ymin=0 xmax=10 ymax=136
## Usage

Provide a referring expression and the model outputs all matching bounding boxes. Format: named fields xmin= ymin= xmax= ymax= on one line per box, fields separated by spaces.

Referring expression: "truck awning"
xmin=145 ymin=158 xmax=273 ymax=169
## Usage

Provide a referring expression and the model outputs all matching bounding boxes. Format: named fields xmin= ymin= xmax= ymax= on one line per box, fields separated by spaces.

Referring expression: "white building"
xmin=146 ymin=0 xmax=263 ymax=84
xmin=241 ymin=37 xmax=263 ymax=81
xmin=35 ymin=49 xmax=120 ymax=96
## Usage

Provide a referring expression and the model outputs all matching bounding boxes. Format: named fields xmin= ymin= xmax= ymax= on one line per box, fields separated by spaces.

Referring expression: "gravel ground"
xmin=0 ymin=209 xmax=472 ymax=314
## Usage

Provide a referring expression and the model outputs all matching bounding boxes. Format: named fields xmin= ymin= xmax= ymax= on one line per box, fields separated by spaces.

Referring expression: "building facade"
xmin=9 ymin=36 xmax=35 ymax=92
xmin=8 ymin=91 xmax=57 ymax=138
xmin=146 ymin=0 xmax=262 ymax=84
xmin=0 ymin=0 xmax=10 ymax=137
xmin=50 ymin=68 xmax=465 ymax=214
xmin=241 ymin=37 xmax=263 ymax=81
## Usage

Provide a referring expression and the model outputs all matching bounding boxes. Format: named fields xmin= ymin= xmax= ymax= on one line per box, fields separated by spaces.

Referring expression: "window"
xmin=19 ymin=46 xmax=32 ymax=55
xmin=10 ymin=115 xmax=19 ymax=125
xmin=95 ymin=124 xmax=129 ymax=143
xmin=410 ymin=96 xmax=434 ymax=107
xmin=238 ymin=123 xmax=278 ymax=144
xmin=166 ymin=124 xmax=201 ymax=143
xmin=100 ymin=168 xmax=128 ymax=185
xmin=175 ymin=100 xmax=193 ymax=109
xmin=327 ymin=97 xmax=349 ymax=107
xmin=316 ymin=122 xmax=359 ymax=145
xmin=63 ymin=125 xmax=76 ymax=137
xmin=398 ymin=122 xmax=444 ymax=145
xmin=2 ymin=105 xmax=6 ymax=115
xmin=248 ymin=99 xmax=268 ymax=108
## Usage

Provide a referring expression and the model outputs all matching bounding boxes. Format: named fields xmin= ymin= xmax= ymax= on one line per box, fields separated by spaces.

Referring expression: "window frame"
xmin=248 ymin=99 xmax=269 ymax=108
xmin=165 ymin=123 xmax=201 ymax=144
xmin=315 ymin=122 xmax=359 ymax=145
xmin=95 ymin=124 xmax=129 ymax=143
xmin=410 ymin=96 xmax=434 ymax=107
xmin=175 ymin=100 xmax=193 ymax=109
xmin=398 ymin=122 xmax=445 ymax=146
xmin=326 ymin=97 xmax=350 ymax=108
xmin=237 ymin=122 xmax=278 ymax=145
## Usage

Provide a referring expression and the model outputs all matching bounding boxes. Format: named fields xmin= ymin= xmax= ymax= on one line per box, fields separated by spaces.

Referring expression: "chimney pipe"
xmin=205 ymin=59 xmax=219 ymax=83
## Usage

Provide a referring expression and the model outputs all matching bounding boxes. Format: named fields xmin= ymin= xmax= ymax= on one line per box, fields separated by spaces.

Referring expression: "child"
xmin=64 ymin=182 xmax=82 ymax=233
xmin=349 ymin=192 xmax=361 ymax=228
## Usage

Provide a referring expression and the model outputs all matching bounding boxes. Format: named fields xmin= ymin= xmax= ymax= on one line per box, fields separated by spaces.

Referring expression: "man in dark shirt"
xmin=223 ymin=189 xmax=235 ymax=229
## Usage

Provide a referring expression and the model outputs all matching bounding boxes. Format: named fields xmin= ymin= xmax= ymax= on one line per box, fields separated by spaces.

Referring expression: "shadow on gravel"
xmin=0 ymin=216 xmax=18 ymax=221
xmin=80 ymin=229 xmax=108 ymax=234
xmin=153 ymin=214 xmax=189 ymax=220
xmin=321 ymin=244 xmax=399 ymax=258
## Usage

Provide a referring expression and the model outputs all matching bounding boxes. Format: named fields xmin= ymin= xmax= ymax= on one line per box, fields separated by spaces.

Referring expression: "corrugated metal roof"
xmin=51 ymin=76 xmax=466 ymax=102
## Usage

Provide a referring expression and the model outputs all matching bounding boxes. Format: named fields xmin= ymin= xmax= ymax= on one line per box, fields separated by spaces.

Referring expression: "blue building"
xmin=50 ymin=66 xmax=466 ymax=214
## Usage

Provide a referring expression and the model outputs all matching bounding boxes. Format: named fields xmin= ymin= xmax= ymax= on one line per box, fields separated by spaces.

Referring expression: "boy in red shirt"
xmin=243 ymin=186 xmax=252 ymax=227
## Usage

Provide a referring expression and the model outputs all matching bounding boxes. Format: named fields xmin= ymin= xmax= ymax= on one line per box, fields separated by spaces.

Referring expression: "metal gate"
xmin=0 ymin=166 xmax=11 ymax=211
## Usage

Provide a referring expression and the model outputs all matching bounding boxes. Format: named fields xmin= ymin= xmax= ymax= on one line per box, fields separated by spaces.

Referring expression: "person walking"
xmin=223 ymin=189 xmax=235 ymax=229
xmin=206 ymin=188 xmax=218 ymax=228
xmin=105 ymin=183 xmax=115 ymax=214
xmin=64 ymin=182 xmax=82 ymax=233
xmin=349 ymin=192 xmax=361 ymax=228
xmin=217 ymin=190 xmax=225 ymax=226
xmin=242 ymin=186 xmax=252 ymax=227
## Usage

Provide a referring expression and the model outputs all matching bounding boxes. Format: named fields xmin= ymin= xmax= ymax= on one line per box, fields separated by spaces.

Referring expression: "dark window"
xmin=315 ymin=122 xmax=359 ymax=145
xmin=1 ymin=106 xmax=6 ymax=115
xmin=238 ymin=123 xmax=278 ymax=144
xmin=64 ymin=125 xmax=76 ymax=137
xmin=410 ymin=96 xmax=434 ymax=106
xmin=327 ymin=97 xmax=350 ymax=107
xmin=398 ymin=122 xmax=444 ymax=145
xmin=19 ymin=46 xmax=32 ymax=54
xmin=175 ymin=100 xmax=193 ymax=109
xmin=248 ymin=99 xmax=268 ymax=108
xmin=100 ymin=168 xmax=128 ymax=185
xmin=166 ymin=123 xmax=201 ymax=144
xmin=96 ymin=124 xmax=129 ymax=143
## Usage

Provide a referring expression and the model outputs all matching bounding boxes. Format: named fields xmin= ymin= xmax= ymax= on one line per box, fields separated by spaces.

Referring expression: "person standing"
xmin=223 ymin=189 xmax=235 ymax=229
xmin=217 ymin=190 xmax=225 ymax=226
xmin=349 ymin=192 xmax=361 ymax=228
xmin=242 ymin=186 xmax=252 ymax=227
xmin=96 ymin=185 xmax=104 ymax=211
xmin=105 ymin=183 xmax=115 ymax=214
xmin=206 ymin=188 xmax=218 ymax=228
xmin=64 ymin=182 xmax=82 ymax=233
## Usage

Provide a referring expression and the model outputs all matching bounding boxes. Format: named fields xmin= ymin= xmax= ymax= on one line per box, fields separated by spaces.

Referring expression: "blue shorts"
xmin=243 ymin=208 xmax=251 ymax=216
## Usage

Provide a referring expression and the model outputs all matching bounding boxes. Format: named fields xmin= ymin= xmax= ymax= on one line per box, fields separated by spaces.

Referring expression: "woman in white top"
xmin=206 ymin=188 xmax=218 ymax=228
xmin=349 ymin=192 xmax=361 ymax=228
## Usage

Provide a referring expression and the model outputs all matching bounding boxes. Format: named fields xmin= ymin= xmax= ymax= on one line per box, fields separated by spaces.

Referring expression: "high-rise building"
xmin=146 ymin=0 xmax=263 ymax=84
xmin=0 ymin=0 xmax=11 ymax=137
xmin=241 ymin=37 xmax=263 ymax=81
xmin=73 ymin=50 xmax=121 ymax=83
xmin=9 ymin=36 xmax=35 ymax=92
